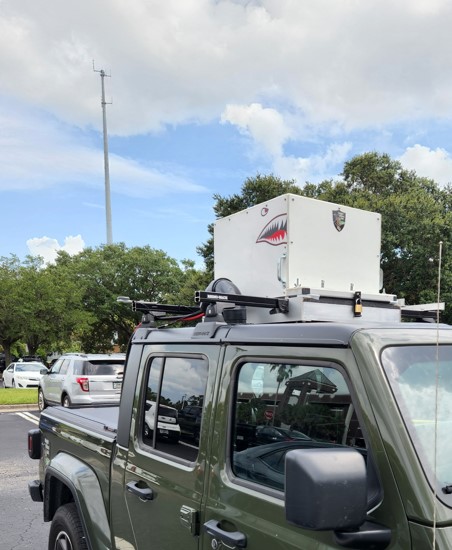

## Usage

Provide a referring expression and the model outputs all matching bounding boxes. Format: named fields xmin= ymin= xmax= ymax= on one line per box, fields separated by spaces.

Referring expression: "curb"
xmin=0 ymin=404 xmax=39 ymax=413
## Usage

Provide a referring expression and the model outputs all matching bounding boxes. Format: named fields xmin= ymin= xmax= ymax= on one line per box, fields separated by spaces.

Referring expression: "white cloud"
xmin=222 ymin=101 xmax=352 ymax=182
xmin=222 ymin=103 xmax=293 ymax=157
xmin=399 ymin=145 xmax=452 ymax=186
xmin=274 ymin=142 xmax=353 ymax=183
xmin=27 ymin=235 xmax=85 ymax=264
xmin=1 ymin=0 xmax=452 ymax=135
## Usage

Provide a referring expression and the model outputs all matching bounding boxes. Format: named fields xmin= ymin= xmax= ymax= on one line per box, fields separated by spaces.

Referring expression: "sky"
xmin=2 ymin=0 xmax=452 ymax=266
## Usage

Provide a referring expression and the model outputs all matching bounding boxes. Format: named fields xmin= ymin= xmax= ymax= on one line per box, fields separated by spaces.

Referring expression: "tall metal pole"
xmin=93 ymin=63 xmax=113 ymax=245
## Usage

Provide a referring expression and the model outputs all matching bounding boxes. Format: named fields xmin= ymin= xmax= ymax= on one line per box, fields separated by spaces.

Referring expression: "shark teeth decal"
xmin=256 ymin=214 xmax=288 ymax=245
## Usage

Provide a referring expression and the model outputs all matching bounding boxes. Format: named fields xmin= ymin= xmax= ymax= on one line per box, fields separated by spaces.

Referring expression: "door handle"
xmin=126 ymin=480 xmax=154 ymax=501
xmin=203 ymin=519 xmax=247 ymax=548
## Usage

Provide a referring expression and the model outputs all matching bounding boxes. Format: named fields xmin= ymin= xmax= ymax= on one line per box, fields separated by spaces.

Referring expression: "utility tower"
xmin=93 ymin=62 xmax=113 ymax=245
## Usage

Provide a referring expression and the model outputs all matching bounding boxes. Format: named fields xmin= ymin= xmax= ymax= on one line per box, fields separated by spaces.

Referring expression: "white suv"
xmin=38 ymin=353 xmax=125 ymax=410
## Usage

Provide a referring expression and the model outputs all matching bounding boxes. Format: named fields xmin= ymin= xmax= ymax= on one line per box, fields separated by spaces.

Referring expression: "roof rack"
xmin=118 ymin=285 xmax=444 ymax=327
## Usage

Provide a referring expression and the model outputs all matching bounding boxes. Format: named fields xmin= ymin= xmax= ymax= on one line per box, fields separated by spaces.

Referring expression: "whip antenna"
xmin=433 ymin=240 xmax=443 ymax=549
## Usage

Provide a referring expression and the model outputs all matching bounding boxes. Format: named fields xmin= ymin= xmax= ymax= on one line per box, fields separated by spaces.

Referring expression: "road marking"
xmin=15 ymin=411 xmax=39 ymax=425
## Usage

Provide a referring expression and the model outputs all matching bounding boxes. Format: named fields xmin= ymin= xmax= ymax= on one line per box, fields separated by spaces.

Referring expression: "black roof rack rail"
xmin=195 ymin=290 xmax=289 ymax=314
xmin=118 ymin=296 xmax=199 ymax=316
xmin=133 ymin=301 xmax=200 ymax=316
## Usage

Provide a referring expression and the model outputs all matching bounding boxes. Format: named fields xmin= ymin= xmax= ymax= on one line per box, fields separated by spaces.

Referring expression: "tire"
xmin=48 ymin=502 xmax=88 ymax=550
xmin=62 ymin=394 xmax=71 ymax=408
xmin=38 ymin=389 xmax=47 ymax=412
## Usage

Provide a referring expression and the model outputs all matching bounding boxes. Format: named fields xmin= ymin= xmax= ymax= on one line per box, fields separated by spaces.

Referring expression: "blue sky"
xmin=2 ymin=0 xmax=452 ymax=265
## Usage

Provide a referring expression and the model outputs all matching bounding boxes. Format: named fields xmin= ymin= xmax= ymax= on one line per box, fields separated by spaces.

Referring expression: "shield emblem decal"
xmin=332 ymin=209 xmax=346 ymax=232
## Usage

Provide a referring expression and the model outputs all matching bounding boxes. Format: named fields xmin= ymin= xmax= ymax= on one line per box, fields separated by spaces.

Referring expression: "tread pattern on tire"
xmin=48 ymin=502 xmax=88 ymax=550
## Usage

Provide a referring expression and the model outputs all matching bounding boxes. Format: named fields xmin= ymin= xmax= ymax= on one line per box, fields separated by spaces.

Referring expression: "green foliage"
xmin=0 ymin=243 xmax=208 ymax=359
xmin=0 ymin=256 xmax=25 ymax=365
xmin=167 ymin=259 xmax=212 ymax=306
xmin=56 ymin=243 xmax=187 ymax=351
xmin=309 ymin=153 xmax=452 ymax=321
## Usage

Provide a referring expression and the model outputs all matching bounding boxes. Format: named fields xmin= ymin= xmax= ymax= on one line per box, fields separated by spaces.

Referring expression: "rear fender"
xmin=44 ymin=453 xmax=111 ymax=550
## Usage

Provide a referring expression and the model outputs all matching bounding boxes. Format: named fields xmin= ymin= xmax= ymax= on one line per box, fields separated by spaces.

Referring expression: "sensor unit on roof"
xmin=214 ymin=194 xmax=382 ymax=297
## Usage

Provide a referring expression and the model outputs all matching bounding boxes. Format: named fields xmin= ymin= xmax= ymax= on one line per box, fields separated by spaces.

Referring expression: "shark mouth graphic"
xmin=256 ymin=214 xmax=288 ymax=245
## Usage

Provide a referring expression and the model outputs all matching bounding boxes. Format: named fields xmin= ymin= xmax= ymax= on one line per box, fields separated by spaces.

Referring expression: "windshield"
xmin=381 ymin=345 xmax=452 ymax=490
xmin=16 ymin=364 xmax=44 ymax=372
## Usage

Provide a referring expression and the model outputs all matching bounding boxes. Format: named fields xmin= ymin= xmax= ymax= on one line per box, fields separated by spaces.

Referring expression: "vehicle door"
xmin=111 ymin=344 xmax=221 ymax=550
xmin=45 ymin=358 xmax=69 ymax=403
xmin=200 ymin=345 xmax=409 ymax=550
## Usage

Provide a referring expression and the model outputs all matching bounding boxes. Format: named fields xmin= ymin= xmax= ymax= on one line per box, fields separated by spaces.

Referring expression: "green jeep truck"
xmin=28 ymin=305 xmax=452 ymax=549
xmin=27 ymin=195 xmax=452 ymax=549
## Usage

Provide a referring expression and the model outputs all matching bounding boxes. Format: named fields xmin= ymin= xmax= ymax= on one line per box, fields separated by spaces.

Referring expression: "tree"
xmin=270 ymin=364 xmax=293 ymax=425
xmin=19 ymin=256 xmax=92 ymax=356
xmin=197 ymin=174 xmax=302 ymax=275
xmin=167 ymin=259 xmax=212 ymax=306
xmin=57 ymin=243 xmax=187 ymax=351
xmin=0 ymin=256 xmax=26 ymax=365
xmin=308 ymin=153 xmax=452 ymax=321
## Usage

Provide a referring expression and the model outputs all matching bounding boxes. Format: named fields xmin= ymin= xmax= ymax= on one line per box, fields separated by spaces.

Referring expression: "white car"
xmin=3 ymin=362 xmax=47 ymax=388
xmin=144 ymin=401 xmax=180 ymax=442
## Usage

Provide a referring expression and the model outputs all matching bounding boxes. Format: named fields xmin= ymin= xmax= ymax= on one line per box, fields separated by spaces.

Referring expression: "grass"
xmin=0 ymin=388 xmax=38 ymax=405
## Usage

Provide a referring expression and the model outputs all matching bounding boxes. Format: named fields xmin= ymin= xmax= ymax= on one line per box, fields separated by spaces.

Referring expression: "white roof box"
xmin=214 ymin=194 xmax=382 ymax=298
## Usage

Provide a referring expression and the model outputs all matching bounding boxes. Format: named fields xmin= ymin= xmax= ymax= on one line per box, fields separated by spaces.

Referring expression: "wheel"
xmin=62 ymin=395 xmax=71 ymax=408
xmin=38 ymin=389 xmax=47 ymax=412
xmin=48 ymin=502 xmax=88 ymax=550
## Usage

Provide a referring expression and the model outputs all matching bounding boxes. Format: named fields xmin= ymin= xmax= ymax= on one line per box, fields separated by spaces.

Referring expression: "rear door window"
xmin=141 ymin=355 xmax=208 ymax=462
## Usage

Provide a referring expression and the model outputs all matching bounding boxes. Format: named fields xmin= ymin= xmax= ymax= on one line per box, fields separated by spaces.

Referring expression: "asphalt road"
xmin=0 ymin=408 xmax=50 ymax=549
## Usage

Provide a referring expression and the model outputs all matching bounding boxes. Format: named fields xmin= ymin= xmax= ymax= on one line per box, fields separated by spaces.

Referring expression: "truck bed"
xmin=39 ymin=405 xmax=119 ymax=506
xmin=40 ymin=405 xmax=119 ymax=439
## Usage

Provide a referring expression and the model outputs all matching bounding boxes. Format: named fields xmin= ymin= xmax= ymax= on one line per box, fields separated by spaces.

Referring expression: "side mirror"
xmin=285 ymin=447 xmax=367 ymax=531
xmin=40 ymin=369 xmax=48 ymax=375
xmin=285 ymin=448 xmax=391 ymax=549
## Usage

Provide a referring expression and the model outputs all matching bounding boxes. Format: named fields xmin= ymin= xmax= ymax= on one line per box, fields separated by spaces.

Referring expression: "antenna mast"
xmin=93 ymin=61 xmax=113 ymax=245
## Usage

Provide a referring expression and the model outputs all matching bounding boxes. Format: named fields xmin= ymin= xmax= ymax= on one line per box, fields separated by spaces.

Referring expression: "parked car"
xmin=3 ymin=362 xmax=47 ymax=388
xmin=144 ymin=401 xmax=180 ymax=442
xmin=0 ymin=353 xmax=18 ymax=374
xmin=38 ymin=353 xmax=125 ymax=410
xmin=255 ymin=425 xmax=311 ymax=445
xmin=178 ymin=405 xmax=203 ymax=444
xmin=233 ymin=440 xmax=343 ymax=491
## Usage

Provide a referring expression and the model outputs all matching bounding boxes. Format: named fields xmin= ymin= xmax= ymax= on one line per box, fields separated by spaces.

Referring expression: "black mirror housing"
xmin=285 ymin=447 xmax=367 ymax=531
